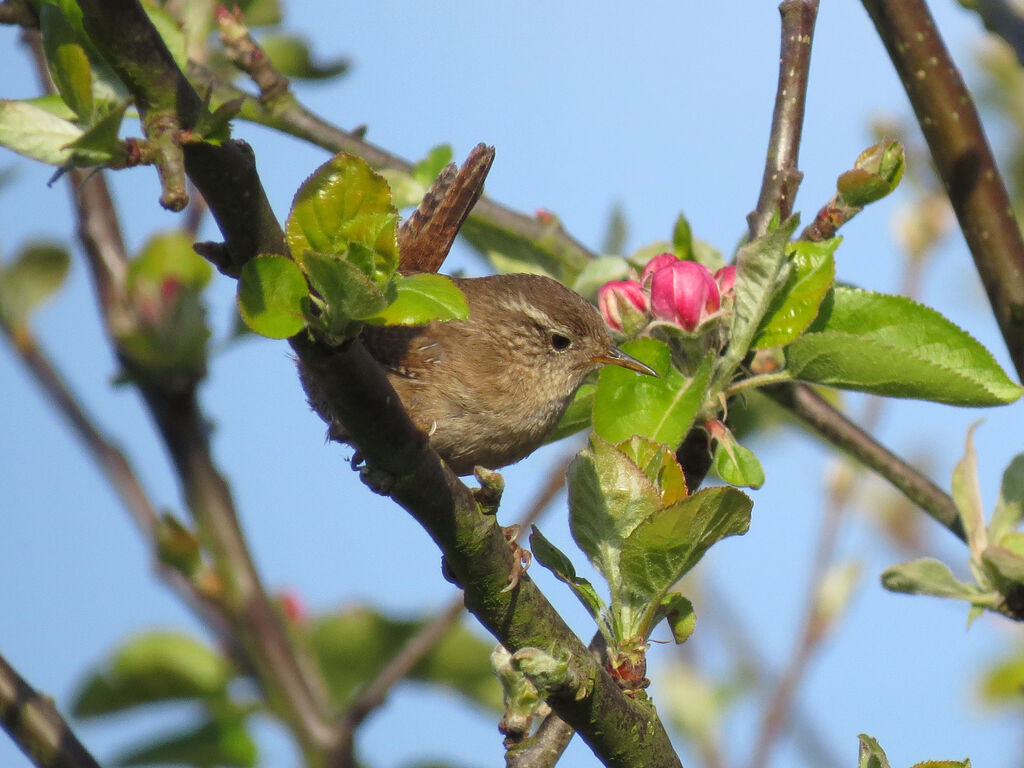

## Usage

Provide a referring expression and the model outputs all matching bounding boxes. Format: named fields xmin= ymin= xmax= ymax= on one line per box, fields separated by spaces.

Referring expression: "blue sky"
xmin=3 ymin=2 xmax=1024 ymax=767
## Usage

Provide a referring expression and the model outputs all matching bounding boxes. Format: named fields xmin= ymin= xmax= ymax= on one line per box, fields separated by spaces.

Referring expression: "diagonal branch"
xmin=0 ymin=652 xmax=101 ymax=768
xmin=862 ymin=0 xmax=1024 ymax=382
xmin=748 ymin=0 xmax=820 ymax=239
xmin=72 ymin=1 xmax=684 ymax=764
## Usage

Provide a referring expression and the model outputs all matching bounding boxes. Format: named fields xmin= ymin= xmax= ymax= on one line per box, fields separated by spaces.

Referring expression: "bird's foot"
xmin=500 ymin=524 xmax=532 ymax=593
xmin=352 ymin=450 xmax=397 ymax=495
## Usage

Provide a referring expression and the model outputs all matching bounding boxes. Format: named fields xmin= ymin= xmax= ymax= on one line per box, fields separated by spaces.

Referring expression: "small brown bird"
xmin=307 ymin=273 xmax=656 ymax=475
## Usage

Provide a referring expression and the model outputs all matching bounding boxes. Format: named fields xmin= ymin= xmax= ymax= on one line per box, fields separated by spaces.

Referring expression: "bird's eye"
xmin=550 ymin=333 xmax=572 ymax=351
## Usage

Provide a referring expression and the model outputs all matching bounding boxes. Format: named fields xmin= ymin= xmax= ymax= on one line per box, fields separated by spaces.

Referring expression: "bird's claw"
xmin=500 ymin=524 xmax=532 ymax=592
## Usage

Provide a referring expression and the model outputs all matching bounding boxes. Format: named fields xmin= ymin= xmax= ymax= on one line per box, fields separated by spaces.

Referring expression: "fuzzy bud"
xmin=649 ymin=260 xmax=720 ymax=331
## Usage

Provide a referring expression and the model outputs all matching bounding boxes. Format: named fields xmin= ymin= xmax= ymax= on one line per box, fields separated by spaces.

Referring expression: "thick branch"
xmin=863 ymin=0 xmax=1024 ymax=381
xmin=748 ymin=0 xmax=820 ymax=239
xmin=72 ymin=1 xmax=683 ymax=763
xmin=0 ymin=653 xmax=101 ymax=768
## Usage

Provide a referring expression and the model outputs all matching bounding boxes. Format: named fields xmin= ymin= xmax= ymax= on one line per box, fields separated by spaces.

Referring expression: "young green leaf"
xmin=412 ymin=143 xmax=454 ymax=187
xmin=460 ymin=218 xmax=574 ymax=283
xmin=63 ymin=101 xmax=128 ymax=166
xmin=236 ymin=255 xmax=309 ymax=339
xmin=716 ymin=216 xmax=799 ymax=387
xmin=858 ymin=734 xmax=892 ymax=768
xmin=593 ymin=337 xmax=712 ymax=447
xmin=0 ymin=100 xmax=83 ymax=165
xmin=115 ymin=718 xmax=256 ymax=768
xmin=672 ymin=212 xmax=694 ymax=261
xmin=258 ymin=34 xmax=349 ymax=80
xmin=72 ymin=632 xmax=231 ymax=717
xmin=129 ymin=231 xmax=213 ymax=290
xmin=785 ymin=287 xmax=1023 ymax=406
xmin=989 ymin=454 xmax=1024 ymax=544
xmin=981 ymin=545 xmax=1024 ymax=584
xmin=40 ymin=4 xmax=93 ymax=122
xmin=365 ymin=272 xmax=469 ymax=326
xmin=530 ymin=527 xmax=611 ymax=636
xmin=285 ymin=153 xmax=399 ymax=280
xmin=752 ymin=238 xmax=837 ymax=349
xmin=662 ymin=593 xmax=697 ymax=644
xmin=571 ymin=255 xmax=631 ymax=301
xmin=616 ymin=435 xmax=688 ymax=505
xmin=302 ymin=250 xmax=387 ymax=332
xmin=952 ymin=423 xmax=987 ymax=564
xmin=881 ymin=558 xmax=998 ymax=605
xmin=567 ymin=435 xmax=663 ymax=583
xmin=712 ymin=438 xmax=765 ymax=490
xmin=618 ymin=486 xmax=752 ymax=602
xmin=0 ymin=242 xmax=70 ymax=326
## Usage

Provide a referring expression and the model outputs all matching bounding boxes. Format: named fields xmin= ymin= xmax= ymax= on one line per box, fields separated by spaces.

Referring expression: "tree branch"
xmin=0 ymin=652 xmax=101 ymax=768
xmin=748 ymin=0 xmax=820 ymax=239
xmin=73 ymin=1 xmax=684 ymax=763
xmin=863 ymin=0 xmax=1024 ymax=382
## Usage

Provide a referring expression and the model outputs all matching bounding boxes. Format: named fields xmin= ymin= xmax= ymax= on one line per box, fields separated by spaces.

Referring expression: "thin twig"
xmin=747 ymin=0 xmax=820 ymax=240
xmin=863 ymin=0 xmax=1024 ymax=382
xmin=337 ymin=596 xmax=466 ymax=759
xmin=0 ymin=653 xmax=102 ymax=768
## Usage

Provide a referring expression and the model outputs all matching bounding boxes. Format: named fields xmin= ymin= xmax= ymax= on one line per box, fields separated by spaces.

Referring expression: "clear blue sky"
xmin=2 ymin=2 xmax=1023 ymax=767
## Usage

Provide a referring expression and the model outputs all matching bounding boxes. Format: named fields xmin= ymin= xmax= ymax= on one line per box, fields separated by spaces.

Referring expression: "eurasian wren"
xmin=305 ymin=273 xmax=656 ymax=475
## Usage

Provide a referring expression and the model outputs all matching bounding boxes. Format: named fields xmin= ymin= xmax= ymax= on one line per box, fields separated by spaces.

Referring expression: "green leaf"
xmin=530 ymin=527 xmax=610 ymax=635
xmin=0 ymin=242 xmax=70 ymax=326
xmin=412 ymin=143 xmax=454 ymax=187
xmin=0 ymin=99 xmax=83 ymax=165
xmin=616 ymin=435 xmax=688 ymax=504
xmin=980 ymin=646 xmax=1024 ymax=705
xmin=719 ymin=216 xmax=799 ymax=383
xmin=310 ymin=607 xmax=502 ymax=712
xmin=837 ymin=140 xmax=905 ymax=207
xmin=752 ymin=238 xmax=837 ymax=349
xmin=544 ymin=383 xmax=595 ymax=443
xmin=981 ymin=545 xmax=1024 ymax=584
xmin=40 ymin=4 xmax=93 ymax=122
xmin=880 ymin=558 xmax=997 ymax=604
xmin=567 ymin=435 xmax=664 ymax=583
xmin=662 ymin=593 xmax=696 ymax=644
xmin=72 ymin=632 xmax=231 ymax=717
xmin=117 ymin=718 xmax=256 ymax=768
xmin=785 ymin=287 xmax=1022 ymax=406
xmin=712 ymin=436 xmax=765 ymax=490
xmin=286 ymin=153 xmax=399 ymax=281
xmin=129 ymin=231 xmax=212 ymax=290
xmin=570 ymin=255 xmax=631 ymax=301
xmin=236 ymin=255 xmax=309 ymax=339
xmin=952 ymin=423 xmax=987 ymax=564
xmin=858 ymin=734 xmax=892 ymax=768
xmin=366 ymin=272 xmax=469 ymax=326
xmin=989 ymin=454 xmax=1024 ymax=543
xmin=672 ymin=212 xmax=694 ymax=261
xmin=593 ymin=337 xmax=712 ymax=447
xmin=259 ymin=34 xmax=349 ymax=80
xmin=63 ymin=101 xmax=128 ymax=166
xmin=302 ymin=250 xmax=387 ymax=333
xmin=619 ymin=486 xmax=752 ymax=601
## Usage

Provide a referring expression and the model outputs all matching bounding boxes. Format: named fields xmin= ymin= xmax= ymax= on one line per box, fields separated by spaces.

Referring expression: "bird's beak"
xmin=593 ymin=347 xmax=659 ymax=377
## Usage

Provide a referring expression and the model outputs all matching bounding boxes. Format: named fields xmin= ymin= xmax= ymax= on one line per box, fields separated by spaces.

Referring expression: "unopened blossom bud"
xmin=714 ymin=265 xmax=736 ymax=298
xmin=649 ymin=260 xmax=720 ymax=331
xmin=597 ymin=280 xmax=648 ymax=333
xmin=641 ymin=253 xmax=681 ymax=287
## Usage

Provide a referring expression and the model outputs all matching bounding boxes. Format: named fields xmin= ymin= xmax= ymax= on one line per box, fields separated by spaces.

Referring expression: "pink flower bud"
xmin=598 ymin=280 xmax=649 ymax=332
xmin=641 ymin=253 xmax=682 ymax=287
xmin=714 ymin=265 xmax=737 ymax=298
xmin=649 ymin=260 xmax=720 ymax=331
